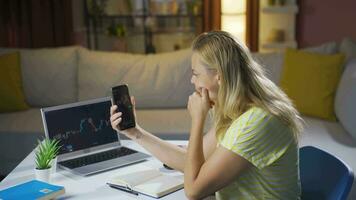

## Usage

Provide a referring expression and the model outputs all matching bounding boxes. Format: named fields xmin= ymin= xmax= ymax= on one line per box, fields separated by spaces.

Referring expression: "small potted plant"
xmin=34 ymin=138 xmax=61 ymax=182
xmin=106 ymin=23 xmax=127 ymax=51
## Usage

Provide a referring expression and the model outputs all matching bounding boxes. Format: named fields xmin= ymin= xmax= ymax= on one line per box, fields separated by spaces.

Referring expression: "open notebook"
xmin=107 ymin=168 xmax=184 ymax=198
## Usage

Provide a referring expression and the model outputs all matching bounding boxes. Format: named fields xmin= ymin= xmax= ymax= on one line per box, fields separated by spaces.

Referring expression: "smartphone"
xmin=111 ymin=84 xmax=136 ymax=130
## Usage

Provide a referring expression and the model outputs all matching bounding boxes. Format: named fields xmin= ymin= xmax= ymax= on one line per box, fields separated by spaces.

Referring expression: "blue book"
xmin=0 ymin=180 xmax=65 ymax=200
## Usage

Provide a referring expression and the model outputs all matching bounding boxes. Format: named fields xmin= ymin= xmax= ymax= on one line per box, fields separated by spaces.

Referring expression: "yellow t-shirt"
xmin=216 ymin=107 xmax=301 ymax=200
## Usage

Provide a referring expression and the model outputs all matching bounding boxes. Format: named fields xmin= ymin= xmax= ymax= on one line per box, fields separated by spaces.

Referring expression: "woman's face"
xmin=191 ymin=52 xmax=220 ymax=104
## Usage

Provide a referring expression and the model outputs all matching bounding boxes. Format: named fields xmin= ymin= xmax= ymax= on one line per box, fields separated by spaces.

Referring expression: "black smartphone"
xmin=111 ymin=84 xmax=136 ymax=130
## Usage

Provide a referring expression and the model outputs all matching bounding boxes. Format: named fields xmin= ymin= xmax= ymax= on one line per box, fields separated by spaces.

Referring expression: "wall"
xmin=297 ymin=0 xmax=356 ymax=48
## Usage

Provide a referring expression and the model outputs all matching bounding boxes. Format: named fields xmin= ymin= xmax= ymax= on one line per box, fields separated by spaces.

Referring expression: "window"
xmin=221 ymin=0 xmax=246 ymax=44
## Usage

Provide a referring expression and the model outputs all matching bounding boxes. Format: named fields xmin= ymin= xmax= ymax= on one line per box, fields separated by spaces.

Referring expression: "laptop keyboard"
xmin=58 ymin=147 xmax=138 ymax=169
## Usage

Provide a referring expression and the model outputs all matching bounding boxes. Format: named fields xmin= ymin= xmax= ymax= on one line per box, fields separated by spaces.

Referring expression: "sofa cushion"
xmin=135 ymin=109 xmax=211 ymax=135
xmin=339 ymin=38 xmax=356 ymax=63
xmin=252 ymin=52 xmax=284 ymax=84
xmin=0 ymin=107 xmax=210 ymax=136
xmin=19 ymin=46 xmax=78 ymax=107
xmin=78 ymin=48 xmax=194 ymax=108
xmin=0 ymin=108 xmax=44 ymax=134
xmin=303 ymin=41 xmax=338 ymax=54
xmin=0 ymin=52 xmax=30 ymax=112
xmin=335 ymin=59 xmax=356 ymax=139
xmin=0 ymin=48 xmax=18 ymax=55
xmin=280 ymin=48 xmax=345 ymax=120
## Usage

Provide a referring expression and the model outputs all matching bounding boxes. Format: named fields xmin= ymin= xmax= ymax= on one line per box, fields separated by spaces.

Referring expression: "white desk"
xmin=0 ymin=140 xmax=188 ymax=200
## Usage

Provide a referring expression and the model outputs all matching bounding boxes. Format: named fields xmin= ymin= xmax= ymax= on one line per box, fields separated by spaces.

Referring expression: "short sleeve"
xmin=219 ymin=107 xmax=294 ymax=169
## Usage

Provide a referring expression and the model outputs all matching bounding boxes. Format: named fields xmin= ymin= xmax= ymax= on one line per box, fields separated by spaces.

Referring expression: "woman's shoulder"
xmin=244 ymin=106 xmax=269 ymax=117
xmin=231 ymin=106 xmax=287 ymax=131
xmin=236 ymin=106 xmax=269 ymax=123
xmin=223 ymin=107 xmax=294 ymax=149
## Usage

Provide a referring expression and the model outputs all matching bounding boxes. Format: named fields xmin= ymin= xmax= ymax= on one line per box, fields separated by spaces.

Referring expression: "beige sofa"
xmin=0 ymin=47 xmax=196 ymax=135
xmin=1 ymin=39 xmax=356 ymax=198
xmin=0 ymin=46 xmax=198 ymax=177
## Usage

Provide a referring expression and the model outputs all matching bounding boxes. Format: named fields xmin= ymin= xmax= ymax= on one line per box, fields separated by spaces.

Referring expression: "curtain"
xmin=203 ymin=0 xmax=221 ymax=32
xmin=246 ymin=0 xmax=259 ymax=52
xmin=0 ymin=0 xmax=73 ymax=48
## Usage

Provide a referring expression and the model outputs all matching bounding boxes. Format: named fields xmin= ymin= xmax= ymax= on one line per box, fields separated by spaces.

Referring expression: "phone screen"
xmin=112 ymin=85 xmax=136 ymax=130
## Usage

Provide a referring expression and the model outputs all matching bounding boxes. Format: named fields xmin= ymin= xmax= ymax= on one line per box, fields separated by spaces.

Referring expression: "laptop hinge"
xmin=58 ymin=145 xmax=122 ymax=162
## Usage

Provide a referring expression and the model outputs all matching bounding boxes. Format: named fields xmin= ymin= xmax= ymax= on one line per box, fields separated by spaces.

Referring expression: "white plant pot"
xmin=35 ymin=168 xmax=51 ymax=182
xmin=50 ymin=157 xmax=57 ymax=174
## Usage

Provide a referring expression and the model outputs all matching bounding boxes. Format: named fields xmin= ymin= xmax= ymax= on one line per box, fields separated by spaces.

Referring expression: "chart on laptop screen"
xmin=44 ymin=100 xmax=118 ymax=154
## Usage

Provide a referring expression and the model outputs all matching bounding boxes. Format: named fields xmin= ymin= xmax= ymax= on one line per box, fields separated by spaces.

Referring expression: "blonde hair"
xmin=192 ymin=31 xmax=303 ymax=139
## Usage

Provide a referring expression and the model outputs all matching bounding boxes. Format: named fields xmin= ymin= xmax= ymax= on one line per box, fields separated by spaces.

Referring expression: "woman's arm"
xmin=185 ymin=143 xmax=252 ymax=200
xmin=125 ymin=127 xmax=187 ymax=172
xmin=202 ymin=126 xmax=217 ymax=159
xmin=110 ymin=98 xmax=217 ymax=173
xmin=132 ymin=125 xmax=218 ymax=173
xmin=110 ymin=103 xmax=186 ymax=172
xmin=184 ymin=115 xmax=251 ymax=200
xmin=184 ymin=89 xmax=252 ymax=200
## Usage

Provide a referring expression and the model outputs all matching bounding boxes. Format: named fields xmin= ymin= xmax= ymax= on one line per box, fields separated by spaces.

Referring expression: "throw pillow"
xmin=339 ymin=38 xmax=356 ymax=64
xmin=252 ymin=51 xmax=284 ymax=84
xmin=280 ymin=48 xmax=345 ymax=120
xmin=0 ymin=52 xmax=30 ymax=112
xmin=78 ymin=48 xmax=194 ymax=109
xmin=20 ymin=46 xmax=78 ymax=107
xmin=303 ymin=41 xmax=338 ymax=54
xmin=334 ymin=59 xmax=356 ymax=139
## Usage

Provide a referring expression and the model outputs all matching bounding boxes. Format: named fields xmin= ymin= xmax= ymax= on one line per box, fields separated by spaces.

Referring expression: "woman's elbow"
xmin=185 ymin=190 xmax=200 ymax=200
xmin=184 ymin=187 xmax=204 ymax=200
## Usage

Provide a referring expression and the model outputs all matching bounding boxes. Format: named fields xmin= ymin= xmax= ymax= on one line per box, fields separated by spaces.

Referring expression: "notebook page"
xmin=110 ymin=169 xmax=161 ymax=187
xmin=134 ymin=174 xmax=184 ymax=198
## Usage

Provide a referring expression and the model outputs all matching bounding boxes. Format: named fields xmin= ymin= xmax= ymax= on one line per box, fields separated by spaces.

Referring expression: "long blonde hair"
xmin=192 ymin=31 xmax=303 ymax=139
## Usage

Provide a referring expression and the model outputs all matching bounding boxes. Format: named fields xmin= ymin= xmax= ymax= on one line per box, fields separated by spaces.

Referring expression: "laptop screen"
xmin=43 ymin=99 xmax=118 ymax=154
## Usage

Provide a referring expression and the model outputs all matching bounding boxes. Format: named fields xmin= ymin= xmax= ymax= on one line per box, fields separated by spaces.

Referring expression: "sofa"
xmin=1 ymin=38 xmax=356 ymax=198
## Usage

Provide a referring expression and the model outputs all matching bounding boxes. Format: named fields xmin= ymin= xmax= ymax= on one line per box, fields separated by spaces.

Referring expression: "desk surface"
xmin=0 ymin=140 xmax=188 ymax=200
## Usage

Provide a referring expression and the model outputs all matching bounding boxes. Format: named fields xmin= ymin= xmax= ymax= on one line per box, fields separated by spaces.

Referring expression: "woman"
xmin=110 ymin=31 xmax=303 ymax=200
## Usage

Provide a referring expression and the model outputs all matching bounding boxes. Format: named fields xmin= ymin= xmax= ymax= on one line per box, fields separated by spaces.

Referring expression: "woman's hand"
xmin=110 ymin=96 xmax=141 ymax=139
xmin=188 ymin=88 xmax=212 ymax=123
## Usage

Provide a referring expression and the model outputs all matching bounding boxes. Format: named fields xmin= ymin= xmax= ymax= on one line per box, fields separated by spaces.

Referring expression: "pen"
xmin=107 ymin=183 xmax=139 ymax=196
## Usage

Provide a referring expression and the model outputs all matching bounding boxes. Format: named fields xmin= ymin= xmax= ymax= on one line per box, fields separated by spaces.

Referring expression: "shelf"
xmin=151 ymin=28 xmax=195 ymax=34
xmin=262 ymin=5 xmax=298 ymax=14
xmin=94 ymin=29 xmax=195 ymax=36
xmin=153 ymin=14 xmax=202 ymax=18
xmin=84 ymin=0 xmax=203 ymax=53
xmin=88 ymin=14 xmax=202 ymax=19
xmin=261 ymin=41 xmax=297 ymax=49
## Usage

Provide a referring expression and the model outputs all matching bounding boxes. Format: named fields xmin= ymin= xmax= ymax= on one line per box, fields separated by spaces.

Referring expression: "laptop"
xmin=40 ymin=96 xmax=150 ymax=176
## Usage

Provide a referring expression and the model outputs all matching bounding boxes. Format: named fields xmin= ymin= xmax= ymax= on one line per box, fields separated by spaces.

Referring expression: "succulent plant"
xmin=35 ymin=138 xmax=61 ymax=170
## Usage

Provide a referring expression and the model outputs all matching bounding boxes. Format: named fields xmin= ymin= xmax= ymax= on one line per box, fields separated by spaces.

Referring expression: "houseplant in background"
xmin=34 ymin=138 xmax=61 ymax=182
xmin=106 ymin=23 xmax=127 ymax=52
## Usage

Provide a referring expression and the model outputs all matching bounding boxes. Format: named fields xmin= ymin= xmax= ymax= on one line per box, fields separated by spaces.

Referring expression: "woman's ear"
xmin=216 ymin=73 xmax=221 ymax=86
